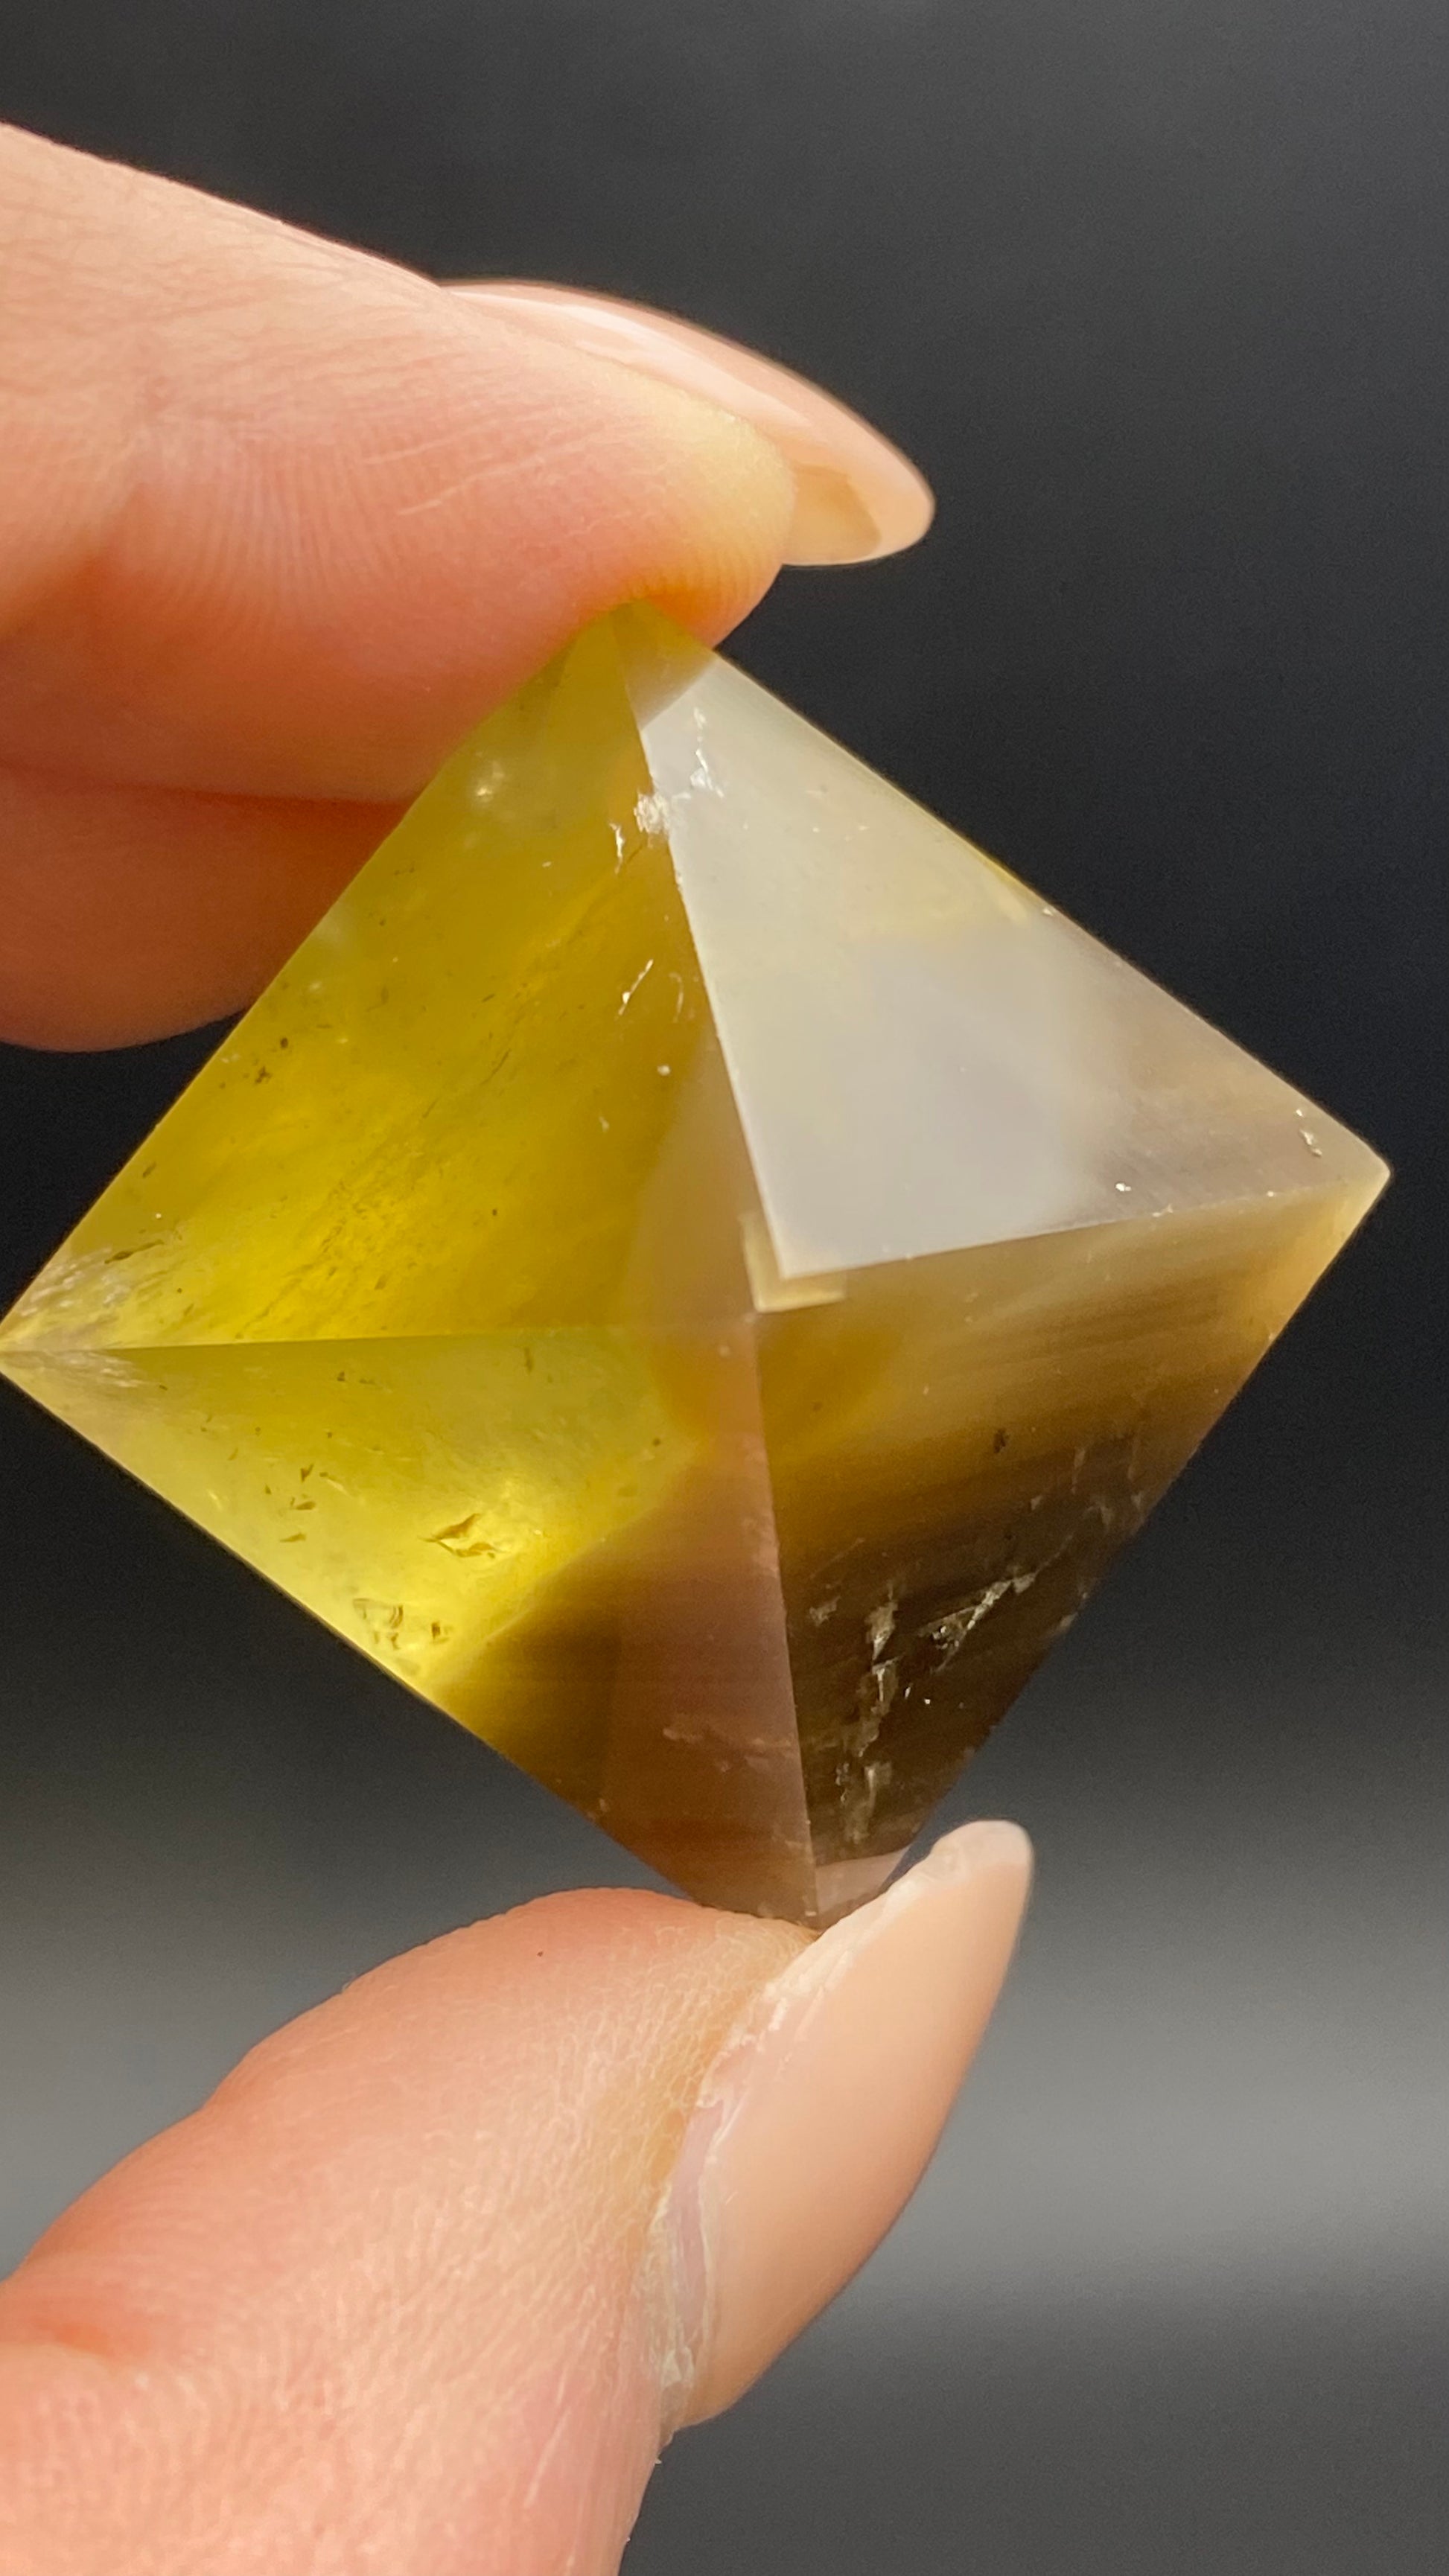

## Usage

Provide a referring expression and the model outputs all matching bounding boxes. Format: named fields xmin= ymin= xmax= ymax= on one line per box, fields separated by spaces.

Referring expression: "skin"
xmin=0 ymin=1904 xmax=806 ymax=2576
xmin=0 ymin=123 xmax=1028 ymax=2575
xmin=0 ymin=124 xmax=796 ymax=1046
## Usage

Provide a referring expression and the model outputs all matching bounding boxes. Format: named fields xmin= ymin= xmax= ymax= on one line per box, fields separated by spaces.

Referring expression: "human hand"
xmin=0 ymin=124 xmax=1029 ymax=2575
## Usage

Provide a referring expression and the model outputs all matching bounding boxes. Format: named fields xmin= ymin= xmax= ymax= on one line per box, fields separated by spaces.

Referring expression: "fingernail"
xmin=651 ymin=1819 xmax=1031 ymax=2426
xmin=449 ymin=280 xmax=934 ymax=567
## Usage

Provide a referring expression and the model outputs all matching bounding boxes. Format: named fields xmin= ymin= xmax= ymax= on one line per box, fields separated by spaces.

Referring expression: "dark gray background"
xmin=1 ymin=4 xmax=1445 ymax=2569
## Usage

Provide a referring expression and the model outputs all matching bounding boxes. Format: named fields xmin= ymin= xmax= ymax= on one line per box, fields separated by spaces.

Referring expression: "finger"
xmin=0 ymin=126 xmax=931 ymax=1051
xmin=0 ymin=764 xmax=395 ymax=1048
xmin=449 ymin=282 xmax=935 ymax=567
xmin=0 ymin=123 xmax=914 ymax=809
xmin=0 ymin=122 xmax=790 ymax=802
xmin=0 ymin=1824 xmax=1029 ymax=2576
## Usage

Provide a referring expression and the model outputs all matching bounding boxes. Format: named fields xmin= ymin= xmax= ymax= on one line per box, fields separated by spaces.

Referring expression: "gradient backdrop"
xmin=0 ymin=5 xmax=1445 ymax=2569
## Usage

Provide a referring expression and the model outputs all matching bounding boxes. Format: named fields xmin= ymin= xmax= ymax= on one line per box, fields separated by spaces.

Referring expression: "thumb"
xmin=0 ymin=1822 xmax=1029 ymax=2576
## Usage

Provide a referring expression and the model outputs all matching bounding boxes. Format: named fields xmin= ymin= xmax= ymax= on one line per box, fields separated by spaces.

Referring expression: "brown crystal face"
xmin=0 ymin=609 xmax=1386 ymax=1924
xmin=755 ymin=1190 xmax=1364 ymax=1916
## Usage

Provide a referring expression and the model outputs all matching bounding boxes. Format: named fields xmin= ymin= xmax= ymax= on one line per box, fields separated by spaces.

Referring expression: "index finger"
xmin=0 ymin=122 xmax=796 ymax=809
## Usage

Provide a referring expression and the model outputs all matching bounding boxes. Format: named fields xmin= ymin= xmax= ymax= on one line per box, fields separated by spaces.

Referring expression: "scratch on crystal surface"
xmin=634 ymin=791 xmax=670 ymax=839
xmin=7 ymin=1348 xmax=142 ymax=1390
xmin=427 ymin=1511 xmax=500 ymax=1558
xmin=1 ymin=1240 xmax=170 ymax=1343
xmin=618 ymin=959 xmax=655 ymax=1014
xmin=931 ymin=1579 xmax=1014 ymax=1663
xmin=687 ymin=706 xmax=722 ymax=796
xmin=865 ymin=1595 xmax=898 ymax=1658
xmin=354 ymin=1597 xmax=407 ymax=1648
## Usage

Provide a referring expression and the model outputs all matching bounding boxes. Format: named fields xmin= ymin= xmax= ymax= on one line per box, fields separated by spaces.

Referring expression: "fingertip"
xmin=0 ymin=133 xmax=802 ymax=806
xmin=660 ymin=1820 xmax=1032 ymax=2423
xmin=579 ymin=349 xmax=800 ymax=637
xmin=451 ymin=281 xmax=936 ymax=568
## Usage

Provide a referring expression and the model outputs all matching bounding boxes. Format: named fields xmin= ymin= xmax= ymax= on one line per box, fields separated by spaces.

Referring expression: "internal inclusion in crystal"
xmin=0 ymin=611 xmax=1386 ymax=1925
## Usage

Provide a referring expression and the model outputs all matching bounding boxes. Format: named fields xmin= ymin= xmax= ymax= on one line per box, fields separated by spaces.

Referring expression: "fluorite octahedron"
xmin=0 ymin=610 xmax=1386 ymax=1924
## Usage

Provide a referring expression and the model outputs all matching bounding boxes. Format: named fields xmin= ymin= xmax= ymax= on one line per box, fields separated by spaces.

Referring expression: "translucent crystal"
xmin=0 ymin=610 xmax=1386 ymax=1923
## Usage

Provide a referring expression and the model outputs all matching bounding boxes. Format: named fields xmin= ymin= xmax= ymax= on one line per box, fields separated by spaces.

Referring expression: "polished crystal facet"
xmin=0 ymin=610 xmax=1386 ymax=1923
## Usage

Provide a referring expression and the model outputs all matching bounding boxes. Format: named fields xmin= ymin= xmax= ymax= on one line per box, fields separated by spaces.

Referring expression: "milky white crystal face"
xmin=633 ymin=630 xmax=1380 ymax=1279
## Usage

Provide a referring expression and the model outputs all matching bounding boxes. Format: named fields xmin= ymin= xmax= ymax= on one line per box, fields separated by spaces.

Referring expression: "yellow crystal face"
xmin=0 ymin=609 xmax=1386 ymax=1924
